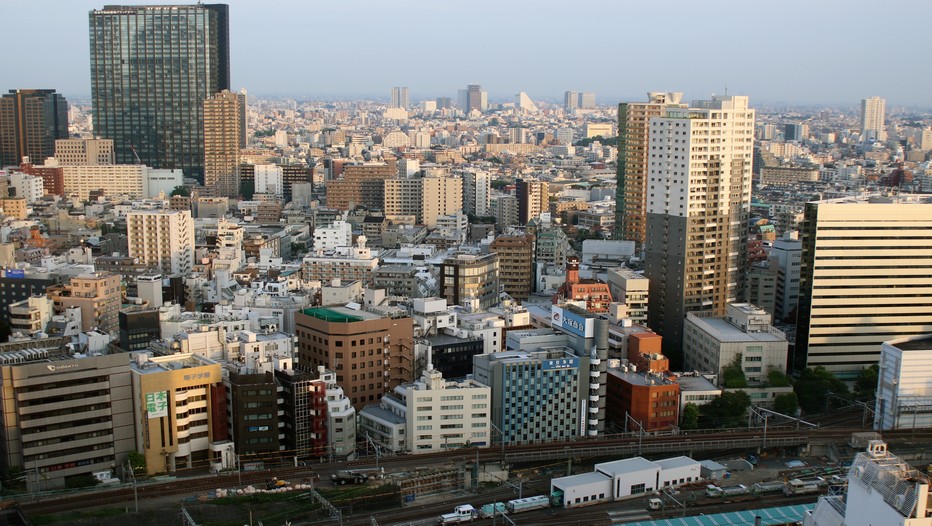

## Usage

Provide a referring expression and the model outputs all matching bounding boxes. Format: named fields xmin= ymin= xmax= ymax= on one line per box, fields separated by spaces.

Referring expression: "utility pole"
xmin=489 ymin=422 xmax=505 ymax=464
xmin=126 ymin=458 xmax=138 ymax=513
xmin=624 ymin=412 xmax=644 ymax=455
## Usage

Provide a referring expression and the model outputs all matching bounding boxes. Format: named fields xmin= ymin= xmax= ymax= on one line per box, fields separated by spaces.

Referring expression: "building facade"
xmin=54 ymin=138 xmax=114 ymax=166
xmin=490 ymin=233 xmax=534 ymax=302
xmin=47 ymin=272 xmax=122 ymax=333
xmin=874 ymin=336 xmax=932 ymax=431
xmin=0 ymin=89 xmax=68 ymax=167
xmin=439 ymin=252 xmax=499 ymax=311
xmin=127 ymin=210 xmax=195 ymax=276
xmin=204 ymin=90 xmax=246 ymax=198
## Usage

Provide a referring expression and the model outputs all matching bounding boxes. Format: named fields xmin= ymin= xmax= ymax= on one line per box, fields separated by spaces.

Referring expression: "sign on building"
xmin=145 ymin=391 xmax=169 ymax=419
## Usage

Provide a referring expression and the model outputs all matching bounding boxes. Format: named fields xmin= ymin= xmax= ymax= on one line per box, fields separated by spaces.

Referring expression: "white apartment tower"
xmin=127 ymin=210 xmax=195 ymax=275
xmin=796 ymin=195 xmax=932 ymax=379
xmin=462 ymin=170 xmax=492 ymax=216
xmin=643 ymin=95 xmax=755 ymax=357
xmin=860 ymin=96 xmax=886 ymax=142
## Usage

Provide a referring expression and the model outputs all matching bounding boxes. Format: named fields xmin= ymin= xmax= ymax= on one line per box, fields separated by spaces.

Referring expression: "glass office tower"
xmin=89 ymin=4 xmax=230 ymax=181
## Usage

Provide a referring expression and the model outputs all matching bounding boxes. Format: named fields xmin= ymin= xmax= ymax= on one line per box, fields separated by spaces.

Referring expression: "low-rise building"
xmin=874 ymin=335 xmax=932 ymax=430
xmin=606 ymin=365 xmax=680 ymax=431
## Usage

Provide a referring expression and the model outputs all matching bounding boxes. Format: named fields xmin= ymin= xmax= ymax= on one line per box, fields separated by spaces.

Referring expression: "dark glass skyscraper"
xmin=0 ymin=89 xmax=68 ymax=167
xmin=89 ymin=4 xmax=230 ymax=180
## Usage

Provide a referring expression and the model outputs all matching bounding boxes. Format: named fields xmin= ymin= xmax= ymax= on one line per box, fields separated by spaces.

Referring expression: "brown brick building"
xmin=295 ymin=307 xmax=413 ymax=409
xmin=607 ymin=367 xmax=680 ymax=432
xmin=490 ymin=233 xmax=534 ymax=302
xmin=325 ymin=160 xmax=396 ymax=210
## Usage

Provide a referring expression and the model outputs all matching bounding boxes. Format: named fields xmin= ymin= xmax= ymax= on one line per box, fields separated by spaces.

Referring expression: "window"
xmin=630 ymin=483 xmax=646 ymax=495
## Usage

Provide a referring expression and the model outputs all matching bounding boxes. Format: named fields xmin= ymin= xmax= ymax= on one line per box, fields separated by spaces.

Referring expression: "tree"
xmin=767 ymin=368 xmax=792 ymax=387
xmin=854 ymin=365 xmax=879 ymax=399
xmin=681 ymin=403 xmax=700 ymax=430
xmin=794 ymin=367 xmax=849 ymax=413
xmin=774 ymin=392 xmax=799 ymax=416
xmin=170 ymin=185 xmax=190 ymax=197
xmin=721 ymin=354 xmax=748 ymax=388
xmin=699 ymin=391 xmax=751 ymax=428
xmin=128 ymin=451 xmax=147 ymax=475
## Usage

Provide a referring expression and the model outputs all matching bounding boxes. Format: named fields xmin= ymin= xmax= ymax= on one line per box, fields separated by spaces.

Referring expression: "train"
xmin=438 ymin=495 xmax=552 ymax=524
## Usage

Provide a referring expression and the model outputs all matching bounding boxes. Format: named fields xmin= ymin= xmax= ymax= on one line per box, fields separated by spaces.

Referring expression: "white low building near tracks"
xmin=551 ymin=455 xmax=701 ymax=508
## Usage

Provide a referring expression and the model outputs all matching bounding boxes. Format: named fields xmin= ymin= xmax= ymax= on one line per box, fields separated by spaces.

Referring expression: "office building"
xmin=383 ymin=175 xmax=462 ymax=228
xmin=295 ymin=307 xmax=414 ymax=410
xmin=226 ymin=371 xmax=281 ymax=458
xmin=578 ymin=92 xmax=596 ymax=109
xmin=459 ymin=84 xmax=487 ymax=114
xmin=614 ymin=92 xmax=686 ymax=246
xmin=643 ymin=95 xmax=755 ymax=359
xmin=606 ymin=267 xmax=649 ymax=325
xmin=325 ymin=161 xmax=396 ymax=210
xmin=0 ymin=89 xmax=68 ymax=167
xmin=54 ymin=138 xmax=113 ymax=166
xmin=490 ymin=233 xmax=534 ymax=302
xmin=274 ymin=368 xmax=329 ymax=459
xmin=17 ymin=160 xmax=64 ymax=195
xmin=301 ymin=237 xmax=379 ymax=286
xmin=784 ymin=123 xmax=806 ymax=142
xmin=515 ymin=178 xmax=548 ymax=225
xmin=564 ymin=91 xmax=578 ymax=111
xmin=770 ymin=231 xmax=801 ymax=321
xmin=684 ymin=303 xmax=788 ymax=385
xmin=119 ymin=307 xmax=161 ymax=351
xmin=746 ymin=263 xmax=777 ymax=317
xmin=89 ymin=4 xmax=230 ymax=179
xmin=9 ymin=172 xmax=44 ymax=204
xmin=860 ymin=96 xmax=886 ymax=142
xmin=462 ymin=170 xmax=491 ymax=216
xmin=47 ymin=272 xmax=122 ymax=333
xmin=127 ymin=210 xmax=195 ymax=275
xmin=62 ymin=164 xmax=183 ymax=201
xmin=390 ymin=87 xmax=409 ymax=109
xmin=204 ymin=90 xmax=246 ymax=198
xmin=0 ymin=351 xmax=134 ymax=490
xmin=795 ymin=195 xmax=932 ymax=379
xmin=439 ymin=252 xmax=499 ymax=311
xmin=606 ymin=366 xmax=680 ymax=431
xmin=254 ymin=164 xmax=283 ymax=196
xmin=874 ymin=335 xmax=932 ymax=430
xmin=473 ymin=348 xmax=589 ymax=445
xmin=554 ymin=256 xmax=613 ymax=313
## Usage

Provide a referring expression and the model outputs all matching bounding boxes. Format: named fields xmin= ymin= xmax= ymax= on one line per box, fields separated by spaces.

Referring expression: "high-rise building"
xmin=89 ymin=4 xmax=231 ymax=180
xmin=490 ymin=233 xmax=535 ymax=302
xmin=460 ymin=84 xmax=486 ymax=113
xmin=127 ymin=210 xmax=196 ymax=275
xmin=564 ymin=91 xmax=578 ymax=111
xmin=204 ymin=90 xmax=246 ymax=198
xmin=383 ymin=175 xmax=462 ymax=228
xmin=643 ymin=95 xmax=755 ymax=360
xmin=440 ymin=252 xmax=500 ymax=311
xmin=462 ymin=170 xmax=491 ymax=216
xmin=515 ymin=178 xmax=548 ymax=225
xmin=325 ymin=160 xmax=396 ymax=210
xmin=795 ymin=195 xmax=932 ymax=379
xmin=54 ymin=138 xmax=113 ymax=166
xmin=578 ymin=92 xmax=596 ymax=109
xmin=860 ymin=96 xmax=886 ymax=142
xmin=390 ymin=87 xmax=409 ymax=109
xmin=0 ymin=89 xmax=68 ymax=167
xmin=614 ymin=92 xmax=686 ymax=246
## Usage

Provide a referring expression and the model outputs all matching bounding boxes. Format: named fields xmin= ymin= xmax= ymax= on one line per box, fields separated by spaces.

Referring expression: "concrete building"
xmin=874 ymin=336 xmax=932 ymax=430
xmin=383 ymin=175 xmax=462 ymax=228
xmin=578 ymin=92 xmax=596 ymax=109
xmin=515 ymin=178 xmax=548 ymax=225
xmin=746 ymin=263 xmax=777 ymax=317
xmin=860 ymin=96 xmax=886 ymax=142
xmin=390 ymin=87 xmax=409 ymax=109
xmin=8 ymin=296 xmax=53 ymax=336
xmin=0 ymin=197 xmax=27 ymax=220
xmin=0 ymin=351 xmax=134 ymax=491
xmin=473 ymin=348 xmax=589 ymax=445
xmin=90 ymin=4 xmax=230 ymax=179
xmin=760 ymin=165 xmax=820 ymax=186
xmin=770 ymin=231 xmax=802 ymax=322
xmin=490 ymin=233 xmax=534 ymax=302
xmin=0 ymin=89 xmax=68 ymax=168
xmin=606 ymin=267 xmax=649 ymax=325
xmin=295 ymin=307 xmax=414 ymax=409
xmin=606 ymin=366 xmax=680 ymax=431
xmin=254 ymin=164 xmax=283 ymax=197
xmin=359 ymin=367 xmax=491 ymax=453
xmin=54 ymin=138 xmax=114 ymax=166
xmin=204 ymin=90 xmax=246 ymax=198
xmin=644 ymin=96 xmax=755 ymax=359
xmin=795 ymin=195 xmax=932 ymax=379
xmin=47 ymin=272 xmax=122 ymax=333
xmin=62 ymin=164 xmax=183 ymax=201
xmin=9 ymin=172 xmax=45 ymax=204
xmin=127 ymin=210 xmax=195 ymax=275
xmin=564 ymin=91 xmax=578 ymax=111
xmin=490 ymin=195 xmax=518 ymax=230
xmin=313 ymin=220 xmax=352 ymax=251
xmin=614 ymin=91 xmax=686 ymax=246
xmin=130 ymin=353 xmax=227 ymax=474
xmin=325 ymin=161 xmax=396 ymax=211
xmin=301 ymin=237 xmax=379 ymax=286
xmin=804 ymin=441 xmax=931 ymax=526
xmin=439 ymin=252 xmax=499 ymax=311
xmin=684 ymin=303 xmax=788 ymax=386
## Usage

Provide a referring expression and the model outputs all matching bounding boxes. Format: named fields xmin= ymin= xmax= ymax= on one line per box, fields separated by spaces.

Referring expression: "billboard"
xmin=542 ymin=356 xmax=579 ymax=371
xmin=551 ymin=305 xmax=593 ymax=338
xmin=145 ymin=391 xmax=169 ymax=419
xmin=5 ymin=269 xmax=24 ymax=279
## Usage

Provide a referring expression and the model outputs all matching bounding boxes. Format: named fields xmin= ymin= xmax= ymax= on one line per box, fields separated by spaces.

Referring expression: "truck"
xmin=478 ymin=502 xmax=507 ymax=518
xmin=506 ymin=495 xmax=550 ymax=514
xmin=752 ymin=481 xmax=786 ymax=494
xmin=438 ymin=505 xmax=476 ymax=524
xmin=331 ymin=470 xmax=367 ymax=485
xmin=784 ymin=478 xmax=821 ymax=496
xmin=647 ymin=498 xmax=664 ymax=511
xmin=706 ymin=484 xmax=749 ymax=497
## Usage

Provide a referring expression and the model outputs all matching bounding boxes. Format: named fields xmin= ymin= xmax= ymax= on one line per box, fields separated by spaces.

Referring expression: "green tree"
xmin=721 ymin=354 xmax=748 ymax=388
xmin=699 ymin=391 xmax=751 ymax=428
xmin=170 ymin=185 xmax=190 ymax=197
xmin=774 ymin=392 xmax=799 ymax=416
xmin=854 ymin=365 xmax=879 ymax=399
xmin=767 ymin=368 xmax=792 ymax=387
xmin=128 ymin=451 xmax=147 ymax=475
xmin=490 ymin=179 xmax=509 ymax=190
xmin=794 ymin=367 xmax=849 ymax=413
xmin=680 ymin=403 xmax=700 ymax=430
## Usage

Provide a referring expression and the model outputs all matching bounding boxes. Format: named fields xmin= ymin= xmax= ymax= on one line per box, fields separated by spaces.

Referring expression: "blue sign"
xmin=542 ymin=357 xmax=579 ymax=371
xmin=5 ymin=269 xmax=24 ymax=279
xmin=562 ymin=309 xmax=591 ymax=338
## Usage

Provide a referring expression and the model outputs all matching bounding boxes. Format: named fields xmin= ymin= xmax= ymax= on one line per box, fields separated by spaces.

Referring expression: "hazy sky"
xmin=3 ymin=0 xmax=930 ymax=108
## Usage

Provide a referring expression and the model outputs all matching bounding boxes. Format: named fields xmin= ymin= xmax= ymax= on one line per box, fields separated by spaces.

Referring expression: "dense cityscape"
xmin=0 ymin=3 xmax=930 ymax=526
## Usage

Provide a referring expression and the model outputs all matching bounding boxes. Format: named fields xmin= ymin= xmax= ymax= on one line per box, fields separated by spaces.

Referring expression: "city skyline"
xmin=1 ymin=0 xmax=930 ymax=107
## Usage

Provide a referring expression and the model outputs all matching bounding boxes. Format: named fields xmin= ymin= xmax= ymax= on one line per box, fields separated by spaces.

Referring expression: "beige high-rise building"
xmin=127 ymin=210 xmax=195 ymax=275
xmin=515 ymin=178 xmax=548 ymax=225
xmin=615 ymin=92 xmax=687 ymax=246
xmin=489 ymin=233 xmax=534 ymax=302
xmin=203 ymin=90 xmax=246 ymax=198
xmin=796 ymin=195 xmax=932 ymax=380
xmin=860 ymin=96 xmax=886 ymax=142
xmin=383 ymin=174 xmax=462 ymax=228
xmin=644 ymin=95 xmax=755 ymax=359
xmin=54 ymin=138 xmax=114 ymax=166
xmin=47 ymin=272 xmax=122 ymax=332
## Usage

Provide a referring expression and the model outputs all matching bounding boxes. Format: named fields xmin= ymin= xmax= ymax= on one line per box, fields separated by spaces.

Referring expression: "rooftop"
xmin=620 ymin=503 xmax=814 ymax=526
xmin=688 ymin=315 xmax=786 ymax=343
xmin=595 ymin=456 xmax=659 ymax=475
xmin=887 ymin=334 xmax=932 ymax=352
xmin=359 ymin=404 xmax=405 ymax=425
xmin=551 ymin=471 xmax=609 ymax=487
xmin=301 ymin=307 xmax=381 ymax=323
xmin=675 ymin=375 xmax=720 ymax=392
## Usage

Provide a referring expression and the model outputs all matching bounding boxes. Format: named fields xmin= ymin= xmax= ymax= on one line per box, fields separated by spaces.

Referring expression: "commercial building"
xmin=439 ymin=252 xmax=499 ymax=311
xmin=606 ymin=366 xmax=680 ymax=431
xmin=643 ymin=96 xmax=755 ymax=358
xmin=606 ymin=267 xmax=649 ymax=325
xmin=62 ymin=164 xmax=183 ymax=201
xmin=473 ymin=348 xmax=589 ymax=445
xmin=554 ymin=256 xmax=613 ymax=313
xmin=325 ymin=161 xmax=396 ymax=210
xmin=759 ymin=165 xmax=820 ymax=186
xmin=795 ymin=195 xmax=932 ymax=378
xmin=54 ymin=138 xmax=114 ymax=166
xmin=301 ymin=237 xmax=379 ymax=286
xmin=274 ymin=368 xmax=329 ymax=459
xmin=770 ymin=231 xmax=802 ymax=322
xmin=383 ymin=174 xmax=462 ymax=228
xmin=130 ymin=353 xmax=227 ymax=475
xmin=684 ymin=303 xmax=788 ymax=385
xmin=204 ymin=90 xmax=246 ymax=198
xmin=17 ymin=160 xmax=64 ymax=195
xmin=226 ymin=371 xmax=280 ymax=458
xmin=47 ymin=272 xmax=122 ymax=333
xmin=295 ymin=307 xmax=414 ymax=409
xmin=874 ymin=335 xmax=932 ymax=430
xmin=89 ymin=4 xmax=230 ymax=179
xmin=0 ymin=89 xmax=68 ymax=167
xmin=119 ymin=307 xmax=161 ymax=351
xmin=127 ymin=210 xmax=195 ymax=275
xmin=614 ymin=92 xmax=686 ymax=246
xmin=515 ymin=178 xmax=548 ymax=225
xmin=0 ymin=197 xmax=28 ymax=220
xmin=490 ymin=233 xmax=534 ymax=302
xmin=0 ymin=351 xmax=134 ymax=491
